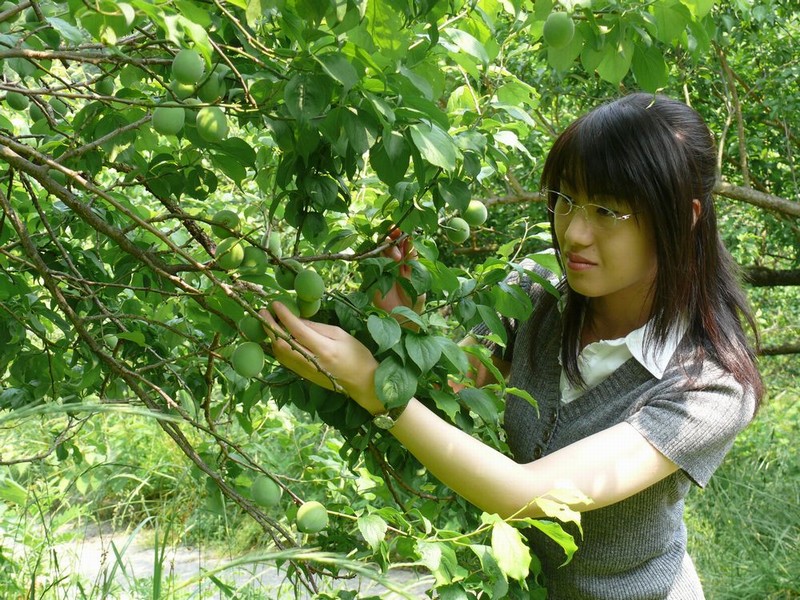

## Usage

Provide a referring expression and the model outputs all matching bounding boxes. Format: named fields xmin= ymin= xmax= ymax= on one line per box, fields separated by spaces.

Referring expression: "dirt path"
xmin=53 ymin=525 xmax=433 ymax=599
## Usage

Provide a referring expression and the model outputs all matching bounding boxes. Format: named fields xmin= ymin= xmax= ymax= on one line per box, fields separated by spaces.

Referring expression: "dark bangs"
xmin=542 ymin=96 xmax=699 ymax=227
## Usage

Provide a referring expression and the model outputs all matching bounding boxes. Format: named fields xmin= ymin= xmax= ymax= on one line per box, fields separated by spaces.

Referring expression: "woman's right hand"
xmin=372 ymin=229 xmax=425 ymax=316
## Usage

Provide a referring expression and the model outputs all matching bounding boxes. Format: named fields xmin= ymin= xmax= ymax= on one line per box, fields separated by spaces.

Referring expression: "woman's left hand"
xmin=259 ymin=302 xmax=383 ymax=414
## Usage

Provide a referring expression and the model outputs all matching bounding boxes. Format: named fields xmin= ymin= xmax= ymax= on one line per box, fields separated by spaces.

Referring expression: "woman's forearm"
xmin=387 ymin=398 xmax=547 ymax=519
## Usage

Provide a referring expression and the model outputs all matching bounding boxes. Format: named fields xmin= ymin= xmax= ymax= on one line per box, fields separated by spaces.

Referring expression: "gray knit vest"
xmin=481 ymin=263 xmax=755 ymax=599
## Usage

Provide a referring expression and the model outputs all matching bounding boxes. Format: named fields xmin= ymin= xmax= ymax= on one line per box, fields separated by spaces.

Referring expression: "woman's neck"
xmin=582 ymin=299 xmax=652 ymax=346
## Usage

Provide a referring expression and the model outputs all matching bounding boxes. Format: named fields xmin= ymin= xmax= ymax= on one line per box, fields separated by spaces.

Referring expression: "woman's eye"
xmin=594 ymin=206 xmax=619 ymax=219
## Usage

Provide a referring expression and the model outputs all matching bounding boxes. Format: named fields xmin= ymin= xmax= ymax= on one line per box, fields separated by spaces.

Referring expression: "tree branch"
xmin=741 ymin=266 xmax=800 ymax=287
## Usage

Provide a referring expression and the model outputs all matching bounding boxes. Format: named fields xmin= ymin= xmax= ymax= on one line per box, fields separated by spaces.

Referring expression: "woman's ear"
xmin=692 ymin=199 xmax=702 ymax=228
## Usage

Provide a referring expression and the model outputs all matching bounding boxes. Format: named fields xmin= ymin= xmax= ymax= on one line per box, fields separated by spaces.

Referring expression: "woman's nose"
xmin=562 ymin=209 xmax=594 ymax=243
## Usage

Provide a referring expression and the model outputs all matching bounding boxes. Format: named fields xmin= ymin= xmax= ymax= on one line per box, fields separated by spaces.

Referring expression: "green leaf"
xmin=477 ymin=305 xmax=507 ymax=346
xmin=357 ymin=513 xmax=388 ymax=551
xmin=210 ymin=153 xmax=247 ymax=185
xmin=680 ymin=0 xmax=715 ymax=18
xmin=437 ymin=179 xmax=471 ymax=212
xmin=525 ymin=519 xmax=578 ymax=566
xmin=390 ymin=307 xmax=425 ymax=331
xmin=504 ymin=387 xmax=538 ymax=412
xmin=367 ymin=314 xmax=402 ymax=354
xmin=117 ymin=331 xmax=146 ymax=347
xmin=491 ymin=282 xmax=533 ymax=321
xmin=469 ymin=544 xmax=509 ymax=599
xmin=374 ymin=355 xmax=417 ymax=409
xmin=47 ymin=17 xmax=86 ymax=43
xmin=284 ymin=73 xmax=331 ymax=122
xmin=546 ymin=27 xmax=584 ymax=72
xmin=0 ymin=475 xmax=28 ymax=505
xmin=443 ymin=27 xmax=490 ymax=65
xmin=596 ymin=35 xmax=635 ymax=84
xmin=631 ymin=44 xmax=669 ymax=92
xmin=214 ymin=138 xmax=257 ymax=167
xmin=485 ymin=515 xmax=531 ymax=581
xmin=317 ymin=53 xmax=359 ymax=94
xmin=433 ymin=336 xmax=470 ymax=375
xmin=404 ymin=333 xmax=442 ymax=373
xmin=458 ymin=387 xmax=499 ymax=425
xmin=651 ymin=0 xmax=691 ymax=43
xmin=369 ymin=131 xmax=410 ymax=186
xmin=409 ymin=121 xmax=457 ymax=172
xmin=430 ymin=388 xmax=462 ymax=421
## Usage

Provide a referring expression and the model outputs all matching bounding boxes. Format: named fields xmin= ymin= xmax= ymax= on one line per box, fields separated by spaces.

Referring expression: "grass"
xmin=686 ymin=354 xmax=800 ymax=599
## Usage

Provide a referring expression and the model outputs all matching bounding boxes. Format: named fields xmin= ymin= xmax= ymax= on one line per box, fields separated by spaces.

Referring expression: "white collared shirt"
xmin=559 ymin=320 xmax=687 ymax=404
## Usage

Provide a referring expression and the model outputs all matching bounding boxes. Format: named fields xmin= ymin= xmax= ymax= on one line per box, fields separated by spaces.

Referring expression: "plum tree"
xmin=210 ymin=209 xmax=240 ymax=239
xmin=172 ymin=48 xmax=205 ymax=85
xmin=445 ymin=217 xmax=471 ymax=244
xmin=296 ymin=501 xmax=328 ymax=533
xmin=151 ymin=106 xmax=185 ymax=136
xmin=275 ymin=259 xmax=301 ymax=290
xmin=196 ymin=106 xmax=228 ymax=142
xmin=239 ymin=246 xmax=269 ymax=275
xmin=462 ymin=200 xmax=488 ymax=227
xmin=297 ymin=297 xmax=321 ymax=318
xmin=239 ymin=315 xmax=268 ymax=342
xmin=231 ymin=341 xmax=265 ymax=378
xmin=294 ymin=269 xmax=324 ymax=302
xmin=251 ymin=475 xmax=282 ymax=507
xmin=5 ymin=91 xmax=29 ymax=110
xmin=215 ymin=238 xmax=244 ymax=270
xmin=543 ymin=12 xmax=575 ymax=49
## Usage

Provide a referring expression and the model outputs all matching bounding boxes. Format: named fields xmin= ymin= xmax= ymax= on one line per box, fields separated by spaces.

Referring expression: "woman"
xmin=261 ymin=93 xmax=764 ymax=598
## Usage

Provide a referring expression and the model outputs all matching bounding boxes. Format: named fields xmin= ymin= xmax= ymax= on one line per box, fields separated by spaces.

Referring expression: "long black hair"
xmin=541 ymin=93 xmax=763 ymax=408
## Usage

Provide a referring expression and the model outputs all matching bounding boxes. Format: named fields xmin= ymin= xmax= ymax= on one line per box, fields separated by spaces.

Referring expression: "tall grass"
xmin=686 ymin=354 xmax=800 ymax=599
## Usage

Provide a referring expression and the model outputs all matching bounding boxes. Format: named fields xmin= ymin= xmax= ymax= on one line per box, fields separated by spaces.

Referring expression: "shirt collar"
xmin=625 ymin=318 xmax=687 ymax=379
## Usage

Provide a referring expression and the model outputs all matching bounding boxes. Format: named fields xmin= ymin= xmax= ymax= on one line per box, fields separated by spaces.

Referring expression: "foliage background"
xmin=0 ymin=0 xmax=798 ymax=597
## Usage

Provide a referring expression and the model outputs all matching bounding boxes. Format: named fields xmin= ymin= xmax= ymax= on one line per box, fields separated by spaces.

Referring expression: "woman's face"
xmin=553 ymin=188 xmax=658 ymax=312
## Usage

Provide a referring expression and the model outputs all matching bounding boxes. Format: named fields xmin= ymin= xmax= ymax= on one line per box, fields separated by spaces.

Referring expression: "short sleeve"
xmin=471 ymin=257 xmax=560 ymax=363
xmin=626 ymin=370 xmax=756 ymax=487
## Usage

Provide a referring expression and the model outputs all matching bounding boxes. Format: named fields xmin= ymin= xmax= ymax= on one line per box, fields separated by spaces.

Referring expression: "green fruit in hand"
xmin=296 ymin=500 xmax=328 ymax=533
xmin=239 ymin=315 xmax=268 ymax=342
xmin=196 ymin=106 xmax=228 ymax=142
xmin=275 ymin=259 xmax=301 ymax=290
xmin=240 ymin=246 xmax=269 ymax=275
xmin=6 ymin=91 xmax=29 ymax=110
xmin=297 ymin=297 xmax=321 ymax=318
xmin=462 ymin=200 xmax=488 ymax=227
xmin=251 ymin=475 xmax=282 ymax=507
xmin=231 ymin=341 xmax=264 ymax=378
xmin=211 ymin=209 xmax=240 ymax=239
xmin=294 ymin=269 xmax=324 ymax=302
xmin=152 ymin=106 xmax=185 ymax=135
xmin=445 ymin=217 xmax=471 ymax=244
xmin=215 ymin=237 xmax=244 ymax=270
xmin=543 ymin=12 xmax=575 ymax=49
xmin=172 ymin=48 xmax=205 ymax=85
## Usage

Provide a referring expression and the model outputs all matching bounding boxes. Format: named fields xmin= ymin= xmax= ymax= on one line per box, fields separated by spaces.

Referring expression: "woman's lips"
xmin=565 ymin=252 xmax=597 ymax=271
